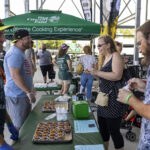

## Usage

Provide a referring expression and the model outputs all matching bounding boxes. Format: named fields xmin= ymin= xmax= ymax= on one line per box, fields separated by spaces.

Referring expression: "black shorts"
xmin=40 ymin=64 xmax=55 ymax=79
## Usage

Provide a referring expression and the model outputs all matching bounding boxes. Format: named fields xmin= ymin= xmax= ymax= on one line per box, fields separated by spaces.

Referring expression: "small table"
xmin=13 ymin=95 xmax=105 ymax=150
xmin=35 ymin=85 xmax=61 ymax=94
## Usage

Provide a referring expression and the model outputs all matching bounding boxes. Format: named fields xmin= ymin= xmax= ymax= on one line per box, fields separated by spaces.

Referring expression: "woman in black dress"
xmin=89 ymin=35 xmax=125 ymax=150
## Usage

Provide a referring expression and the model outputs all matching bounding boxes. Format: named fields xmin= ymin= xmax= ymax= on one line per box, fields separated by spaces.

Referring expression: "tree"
xmin=34 ymin=40 xmax=65 ymax=49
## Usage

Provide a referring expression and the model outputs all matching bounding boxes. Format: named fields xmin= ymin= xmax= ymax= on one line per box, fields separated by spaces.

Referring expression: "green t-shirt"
xmin=55 ymin=54 xmax=70 ymax=71
xmin=55 ymin=54 xmax=72 ymax=80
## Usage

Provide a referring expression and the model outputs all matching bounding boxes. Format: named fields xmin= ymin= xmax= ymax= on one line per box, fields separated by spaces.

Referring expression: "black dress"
xmin=98 ymin=57 xmax=125 ymax=118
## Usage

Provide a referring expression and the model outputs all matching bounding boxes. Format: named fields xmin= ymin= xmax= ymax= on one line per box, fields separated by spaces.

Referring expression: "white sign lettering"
xmin=27 ymin=16 xmax=60 ymax=24
xmin=6 ymin=27 xmax=83 ymax=34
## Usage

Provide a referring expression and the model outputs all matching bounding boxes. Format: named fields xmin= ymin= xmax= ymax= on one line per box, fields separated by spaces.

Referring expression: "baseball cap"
xmin=12 ymin=29 xmax=29 ymax=43
xmin=0 ymin=18 xmax=13 ymax=31
xmin=61 ymin=44 xmax=69 ymax=50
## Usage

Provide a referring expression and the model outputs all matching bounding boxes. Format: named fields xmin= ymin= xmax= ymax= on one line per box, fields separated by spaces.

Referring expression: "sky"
xmin=0 ymin=0 xmax=85 ymax=20
xmin=0 ymin=0 xmax=149 ymax=24
xmin=0 ymin=0 xmax=150 ymax=54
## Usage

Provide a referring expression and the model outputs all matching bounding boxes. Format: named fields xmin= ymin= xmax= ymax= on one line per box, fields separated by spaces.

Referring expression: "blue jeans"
xmin=80 ymin=73 xmax=94 ymax=99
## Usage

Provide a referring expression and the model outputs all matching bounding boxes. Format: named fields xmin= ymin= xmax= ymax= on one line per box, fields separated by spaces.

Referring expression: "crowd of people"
xmin=0 ymin=16 xmax=150 ymax=150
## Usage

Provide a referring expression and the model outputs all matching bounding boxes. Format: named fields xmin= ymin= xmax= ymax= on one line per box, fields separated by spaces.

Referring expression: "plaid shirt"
xmin=137 ymin=66 xmax=150 ymax=150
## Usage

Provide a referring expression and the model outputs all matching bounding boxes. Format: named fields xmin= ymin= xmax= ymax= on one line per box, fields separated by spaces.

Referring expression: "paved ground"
xmin=4 ymin=64 xmax=140 ymax=150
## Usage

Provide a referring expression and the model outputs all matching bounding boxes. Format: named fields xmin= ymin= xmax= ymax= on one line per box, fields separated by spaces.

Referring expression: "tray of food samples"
xmin=32 ymin=121 xmax=72 ymax=144
xmin=42 ymin=101 xmax=68 ymax=113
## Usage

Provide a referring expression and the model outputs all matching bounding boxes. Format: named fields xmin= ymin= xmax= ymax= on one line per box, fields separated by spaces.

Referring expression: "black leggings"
xmin=97 ymin=116 xmax=124 ymax=149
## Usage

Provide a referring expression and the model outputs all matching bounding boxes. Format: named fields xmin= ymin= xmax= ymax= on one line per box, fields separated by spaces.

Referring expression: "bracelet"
xmin=126 ymin=93 xmax=134 ymax=104
xmin=6 ymin=120 xmax=12 ymax=125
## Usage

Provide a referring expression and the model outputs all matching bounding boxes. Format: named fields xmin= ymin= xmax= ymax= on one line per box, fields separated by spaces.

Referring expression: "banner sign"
xmin=100 ymin=0 xmax=121 ymax=38
xmin=98 ymin=0 xmax=121 ymax=70
xmin=80 ymin=0 xmax=92 ymax=22
xmin=6 ymin=26 xmax=83 ymax=34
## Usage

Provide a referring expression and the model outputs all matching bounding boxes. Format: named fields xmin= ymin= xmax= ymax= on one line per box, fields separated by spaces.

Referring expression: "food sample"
xmin=33 ymin=122 xmax=72 ymax=143
xmin=43 ymin=101 xmax=55 ymax=112
xmin=42 ymin=101 xmax=68 ymax=112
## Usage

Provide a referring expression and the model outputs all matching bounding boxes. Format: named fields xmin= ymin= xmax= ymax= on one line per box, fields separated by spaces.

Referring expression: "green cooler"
xmin=73 ymin=101 xmax=89 ymax=119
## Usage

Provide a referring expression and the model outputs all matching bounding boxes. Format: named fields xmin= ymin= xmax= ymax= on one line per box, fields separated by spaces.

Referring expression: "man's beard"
xmin=23 ymin=42 xmax=30 ymax=50
xmin=0 ymin=42 xmax=3 ymax=50
xmin=143 ymin=44 xmax=150 ymax=66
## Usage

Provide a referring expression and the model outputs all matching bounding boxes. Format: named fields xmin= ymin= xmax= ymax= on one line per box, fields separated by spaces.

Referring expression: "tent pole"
xmin=36 ymin=0 xmax=39 ymax=52
xmin=41 ymin=0 xmax=43 ymax=48
xmin=92 ymin=0 xmax=96 ymax=56
xmin=58 ymin=0 xmax=66 ymax=10
xmin=145 ymin=0 xmax=148 ymax=21
xmin=72 ymin=0 xmax=84 ymax=19
xmin=133 ymin=0 xmax=141 ymax=65
xmin=39 ymin=0 xmax=46 ymax=9
xmin=5 ymin=0 xmax=11 ymax=51
xmin=25 ymin=0 xmax=29 ymax=13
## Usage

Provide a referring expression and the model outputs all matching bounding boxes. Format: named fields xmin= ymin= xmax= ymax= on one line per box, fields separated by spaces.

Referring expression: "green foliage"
xmin=72 ymin=40 xmax=76 ymax=43
xmin=69 ymin=43 xmax=81 ymax=53
xmin=33 ymin=40 xmax=65 ymax=49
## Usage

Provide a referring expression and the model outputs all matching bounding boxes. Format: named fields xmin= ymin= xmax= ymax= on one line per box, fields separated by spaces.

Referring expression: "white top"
xmin=79 ymin=55 xmax=97 ymax=70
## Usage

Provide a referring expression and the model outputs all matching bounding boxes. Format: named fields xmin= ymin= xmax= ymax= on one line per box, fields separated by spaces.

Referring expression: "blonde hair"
xmin=98 ymin=35 xmax=117 ymax=70
xmin=83 ymin=46 xmax=92 ymax=55
xmin=57 ymin=47 xmax=68 ymax=58
xmin=99 ymin=35 xmax=117 ymax=53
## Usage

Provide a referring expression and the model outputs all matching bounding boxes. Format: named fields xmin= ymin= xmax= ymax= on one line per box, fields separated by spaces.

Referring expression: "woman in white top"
xmin=79 ymin=46 xmax=97 ymax=101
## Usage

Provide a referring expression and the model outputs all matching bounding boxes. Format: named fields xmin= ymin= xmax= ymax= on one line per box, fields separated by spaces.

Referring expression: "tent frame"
xmin=4 ymin=0 xmax=149 ymax=64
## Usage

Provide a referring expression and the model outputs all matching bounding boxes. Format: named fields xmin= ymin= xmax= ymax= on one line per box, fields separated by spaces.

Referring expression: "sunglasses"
xmin=97 ymin=43 xmax=106 ymax=48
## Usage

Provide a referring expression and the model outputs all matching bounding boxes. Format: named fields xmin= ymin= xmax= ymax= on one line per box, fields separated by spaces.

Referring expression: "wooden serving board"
xmin=32 ymin=122 xmax=72 ymax=144
xmin=42 ymin=101 xmax=68 ymax=113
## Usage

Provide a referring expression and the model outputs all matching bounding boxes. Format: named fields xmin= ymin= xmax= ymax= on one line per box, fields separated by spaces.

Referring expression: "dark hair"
xmin=115 ymin=41 xmax=122 ymax=47
xmin=137 ymin=20 xmax=150 ymax=66
xmin=136 ymin=20 xmax=150 ymax=39
xmin=83 ymin=46 xmax=92 ymax=55
xmin=99 ymin=35 xmax=117 ymax=53
xmin=13 ymin=29 xmax=29 ymax=43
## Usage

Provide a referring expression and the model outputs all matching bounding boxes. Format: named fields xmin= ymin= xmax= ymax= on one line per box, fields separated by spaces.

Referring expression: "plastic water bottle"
xmin=123 ymin=83 xmax=130 ymax=90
